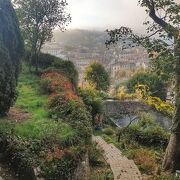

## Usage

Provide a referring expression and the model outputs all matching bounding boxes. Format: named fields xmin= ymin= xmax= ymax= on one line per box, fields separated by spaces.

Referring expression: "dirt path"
xmin=7 ymin=107 xmax=30 ymax=123
xmin=93 ymin=136 xmax=142 ymax=180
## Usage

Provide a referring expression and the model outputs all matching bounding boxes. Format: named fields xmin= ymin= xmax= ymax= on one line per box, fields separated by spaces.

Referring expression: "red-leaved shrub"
xmin=41 ymin=71 xmax=92 ymax=143
xmin=41 ymin=72 xmax=73 ymax=93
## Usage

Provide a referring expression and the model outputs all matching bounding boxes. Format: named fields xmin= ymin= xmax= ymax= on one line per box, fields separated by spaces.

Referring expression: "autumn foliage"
xmin=41 ymin=71 xmax=92 ymax=142
xmin=41 ymin=72 xmax=73 ymax=93
xmin=41 ymin=71 xmax=81 ymax=104
xmin=46 ymin=145 xmax=74 ymax=162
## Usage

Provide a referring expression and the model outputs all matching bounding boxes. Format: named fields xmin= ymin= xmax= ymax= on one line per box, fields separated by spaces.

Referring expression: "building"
xmin=42 ymin=42 xmax=66 ymax=59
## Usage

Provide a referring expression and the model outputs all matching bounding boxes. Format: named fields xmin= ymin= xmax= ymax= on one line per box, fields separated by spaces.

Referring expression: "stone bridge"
xmin=102 ymin=99 xmax=172 ymax=130
xmin=103 ymin=100 xmax=151 ymax=117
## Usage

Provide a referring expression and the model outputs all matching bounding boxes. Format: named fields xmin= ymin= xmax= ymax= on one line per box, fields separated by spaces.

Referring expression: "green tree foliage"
xmin=85 ymin=62 xmax=110 ymax=91
xmin=127 ymin=72 xmax=167 ymax=100
xmin=150 ymin=52 xmax=175 ymax=83
xmin=24 ymin=51 xmax=55 ymax=69
xmin=0 ymin=0 xmax=24 ymax=116
xmin=78 ymin=88 xmax=108 ymax=125
xmin=16 ymin=0 xmax=71 ymax=71
xmin=24 ymin=51 xmax=79 ymax=88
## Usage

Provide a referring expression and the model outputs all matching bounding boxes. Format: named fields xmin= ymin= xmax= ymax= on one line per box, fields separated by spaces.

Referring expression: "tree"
xmin=150 ymin=51 xmax=175 ymax=83
xmin=15 ymin=0 xmax=71 ymax=71
xmin=85 ymin=62 xmax=110 ymax=91
xmin=127 ymin=71 xmax=167 ymax=100
xmin=0 ymin=0 xmax=24 ymax=116
xmin=78 ymin=87 xmax=105 ymax=126
xmin=106 ymin=0 xmax=180 ymax=172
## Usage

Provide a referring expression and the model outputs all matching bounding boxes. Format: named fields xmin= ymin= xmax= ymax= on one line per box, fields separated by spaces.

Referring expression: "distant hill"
xmin=53 ymin=29 xmax=108 ymax=49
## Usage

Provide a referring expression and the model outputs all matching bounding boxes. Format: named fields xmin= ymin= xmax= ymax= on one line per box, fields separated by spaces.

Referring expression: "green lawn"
xmin=0 ymin=69 xmax=76 ymax=141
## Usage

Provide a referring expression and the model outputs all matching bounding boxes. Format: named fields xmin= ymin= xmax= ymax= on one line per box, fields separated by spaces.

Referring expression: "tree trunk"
xmin=35 ymin=53 xmax=38 ymax=73
xmin=163 ymin=36 xmax=180 ymax=172
xmin=28 ymin=53 xmax=33 ymax=72
xmin=163 ymin=133 xmax=180 ymax=172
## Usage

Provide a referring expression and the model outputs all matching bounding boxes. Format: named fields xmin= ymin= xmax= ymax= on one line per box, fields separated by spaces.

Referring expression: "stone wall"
xmin=103 ymin=100 xmax=172 ymax=130
xmin=103 ymin=100 xmax=151 ymax=116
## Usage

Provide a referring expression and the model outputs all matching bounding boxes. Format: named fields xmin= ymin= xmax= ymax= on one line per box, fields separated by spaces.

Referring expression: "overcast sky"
xmin=67 ymin=0 xmax=180 ymax=33
xmin=67 ymin=0 xmax=148 ymax=32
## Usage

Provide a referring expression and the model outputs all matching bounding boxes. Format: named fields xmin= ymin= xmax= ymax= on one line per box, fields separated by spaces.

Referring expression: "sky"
xmin=67 ymin=0 xmax=148 ymax=32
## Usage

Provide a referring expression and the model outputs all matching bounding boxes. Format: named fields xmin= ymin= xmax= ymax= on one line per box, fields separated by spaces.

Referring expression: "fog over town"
xmin=43 ymin=29 xmax=149 ymax=85
xmin=43 ymin=0 xmax=180 ymax=85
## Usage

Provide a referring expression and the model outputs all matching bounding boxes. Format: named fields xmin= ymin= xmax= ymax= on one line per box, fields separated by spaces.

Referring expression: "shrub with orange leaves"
xmin=64 ymin=91 xmax=80 ymax=101
xmin=45 ymin=145 xmax=77 ymax=163
xmin=46 ymin=145 xmax=64 ymax=162
xmin=46 ymin=150 xmax=53 ymax=162
xmin=41 ymin=71 xmax=92 ymax=143
xmin=41 ymin=72 xmax=73 ymax=93
xmin=133 ymin=149 xmax=158 ymax=174
xmin=41 ymin=145 xmax=84 ymax=179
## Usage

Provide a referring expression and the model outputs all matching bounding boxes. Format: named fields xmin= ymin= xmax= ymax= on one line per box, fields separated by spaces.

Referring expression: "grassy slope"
xmin=0 ymin=69 xmax=76 ymax=141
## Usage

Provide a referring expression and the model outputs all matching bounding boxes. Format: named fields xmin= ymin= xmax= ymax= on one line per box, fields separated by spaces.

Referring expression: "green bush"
xmin=24 ymin=52 xmax=78 ymax=88
xmin=126 ymin=72 xmax=167 ymax=100
xmin=116 ymin=86 xmax=137 ymax=101
xmin=48 ymin=93 xmax=92 ymax=143
xmin=78 ymin=87 xmax=107 ymax=125
xmin=0 ymin=133 xmax=41 ymax=179
xmin=88 ymin=143 xmax=104 ymax=167
xmin=0 ymin=131 xmax=85 ymax=180
xmin=24 ymin=51 xmax=57 ymax=69
xmin=41 ymin=147 xmax=85 ymax=180
xmin=125 ymin=113 xmax=169 ymax=148
xmin=48 ymin=93 xmax=79 ymax=119
xmin=78 ymin=87 xmax=108 ymax=101
xmin=103 ymin=128 xmax=115 ymax=136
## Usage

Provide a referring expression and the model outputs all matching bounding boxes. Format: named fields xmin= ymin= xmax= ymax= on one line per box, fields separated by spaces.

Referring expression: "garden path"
xmin=93 ymin=136 xmax=142 ymax=180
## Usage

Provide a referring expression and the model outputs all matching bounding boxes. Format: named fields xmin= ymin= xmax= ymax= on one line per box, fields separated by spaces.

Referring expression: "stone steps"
xmin=93 ymin=136 xmax=142 ymax=180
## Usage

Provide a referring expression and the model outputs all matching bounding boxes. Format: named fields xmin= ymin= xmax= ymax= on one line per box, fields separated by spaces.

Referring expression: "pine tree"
xmin=0 ymin=0 xmax=24 ymax=116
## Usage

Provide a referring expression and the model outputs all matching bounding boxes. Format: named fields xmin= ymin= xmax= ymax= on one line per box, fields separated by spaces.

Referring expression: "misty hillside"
xmin=53 ymin=29 xmax=108 ymax=48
